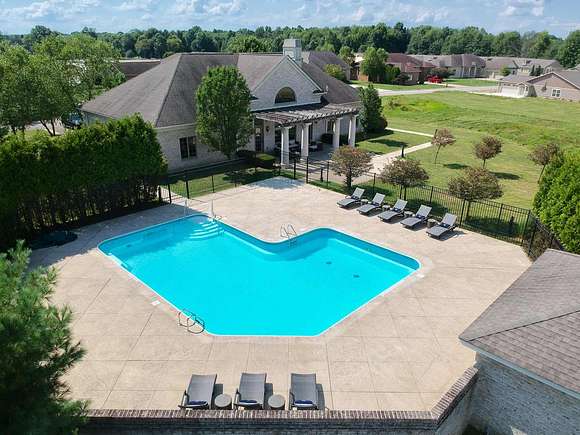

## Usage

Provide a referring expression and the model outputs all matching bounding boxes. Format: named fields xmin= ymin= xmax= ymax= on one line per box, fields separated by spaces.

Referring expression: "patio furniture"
xmin=289 ymin=373 xmax=318 ymax=410
xmin=337 ymin=188 xmax=365 ymax=208
xmin=179 ymin=374 xmax=217 ymax=409
xmin=404 ymin=211 xmax=413 ymax=218
xmin=427 ymin=213 xmax=457 ymax=239
xmin=214 ymin=393 xmax=232 ymax=410
xmin=427 ymin=218 xmax=438 ymax=228
xmin=377 ymin=199 xmax=408 ymax=222
xmin=357 ymin=193 xmax=385 ymax=215
xmin=401 ymin=205 xmax=432 ymax=229
xmin=268 ymin=394 xmax=286 ymax=410
xmin=234 ymin=373 xmax=266 ymax=409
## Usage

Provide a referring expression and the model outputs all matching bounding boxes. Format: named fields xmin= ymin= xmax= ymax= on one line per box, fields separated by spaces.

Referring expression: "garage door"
xmin=500 ymin=86 xmax=521 ymax=97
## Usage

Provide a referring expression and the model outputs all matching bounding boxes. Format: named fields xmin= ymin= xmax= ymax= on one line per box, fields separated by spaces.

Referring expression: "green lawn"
xmin=381 ymin=92 xmax=580 ymax=208
xmin=350 ymin=80 xmax=442 ymax=91
xmin=357 ymin=129 xmax=428 ymax=155
xmin=444 ymin=78 xmax=497 ymax=87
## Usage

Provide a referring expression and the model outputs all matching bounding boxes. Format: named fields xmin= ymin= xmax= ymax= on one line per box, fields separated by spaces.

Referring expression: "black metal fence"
xmin=159 ymin=152 xmax=565 ymax=259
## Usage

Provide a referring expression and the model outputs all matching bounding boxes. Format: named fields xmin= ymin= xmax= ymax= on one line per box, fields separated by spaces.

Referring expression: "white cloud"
xmin=205 ymin=0 xmax=243 ymax=15
xmin=501 ymin=0 xmax=545 ymax=17
xmin=0 ymin=0 xmax=100 ymax=20
xmin=116 ymin=0 xmax=153 ymax=11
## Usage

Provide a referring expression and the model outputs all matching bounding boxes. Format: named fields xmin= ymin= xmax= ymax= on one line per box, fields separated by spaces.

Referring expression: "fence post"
xmin=459 ymin=199 xmax=466 ymax=226
xmin=527 ymin=218 xmax=538 ymax=256
xmin=293 ymin=159 xmax=296 ymax=180
xmin=167 ymin=184 xmax=172 ymax=204
xmin=185 ymin=179 xmax=190 ymax=199
xmin=306 ymin=157 xmax=309 ymax=183
xmin=403 ymin=187 xmax=407 ymax=201
xmin=429 ymin=185 xmax=434 ymax=204
xmin=521 ymin=210 xmax=531 ymax=245
xmin=158 ymin=186 xmax=162 ymax=203
xmin=326 ymin=162 xmax=329 ymax=187
xmin=320 ymin=167 xmax=324 ymax=182
xmin=372 ymin=174 xmax=376 ymax=195
xmin=496 ymin=203 xmax=504 ymax=230
xmin=211 ymin=174 xmax=215 ymax=193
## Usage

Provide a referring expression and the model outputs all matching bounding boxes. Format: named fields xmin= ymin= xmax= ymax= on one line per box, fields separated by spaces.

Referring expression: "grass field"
xmin=381 ymin=92 xmax=580 ymax=208
xmin=350 ymin=80 xmax=441 ymax=91
xmin=444 ymin=78 xmax=497 ymax=87
xmin=357 ymin=129 xmax=428 ymax=154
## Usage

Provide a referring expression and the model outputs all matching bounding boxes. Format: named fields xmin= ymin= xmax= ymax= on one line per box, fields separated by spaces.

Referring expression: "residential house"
xmin=82 ymin=39 xmax=360 ymax=173
xmin=117 ymin=59 xmax=161 ymax=80
xmin=497 ymin=70 xmax=580 ymax=101
xmin=350 ymin=52 xmax=434 ymax=83
xmin=302 ymin=50 xmax=350 ymax=81
xmin=409 ymin=54 xmax=485 ymax=77
xmin=460 ymin=249 xmax=580 ymax=435
xmin=484 ymin=56 xmax=562 ymax=78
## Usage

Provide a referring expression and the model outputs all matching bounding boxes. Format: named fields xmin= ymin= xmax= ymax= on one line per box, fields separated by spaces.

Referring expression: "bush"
xmin=0 ymin=115 xmax=167 ymax=250
xmin=324 ymin=64 xmax=347 ymax=82
xmin=533 ymin=150 xmax=580 ymax=253
xmin=359 ymin=85 xmax=387 ymax=134
xmin=254 ymin=153 xmax=276 ymax=169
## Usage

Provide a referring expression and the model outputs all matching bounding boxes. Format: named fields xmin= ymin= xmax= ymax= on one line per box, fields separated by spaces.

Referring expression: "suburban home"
xmin=82 ymin=39 xmax=360 ymax=172
xmin=409 ymin=54 xmax=486 ymax=77
xmin=497 ymin=70 xmax=580 ymax=101
xmin=302 ymin=50 xmax=351 ymax=81
xmin=117 ymin=59 xmax=161 ymax=80
xmin=460 ymin=249 xmax=580 ymax=435
xmin=484 ymin=56 xmax=562 ymax=78
xmin=351 ymin=52 xmax=434 ymax=84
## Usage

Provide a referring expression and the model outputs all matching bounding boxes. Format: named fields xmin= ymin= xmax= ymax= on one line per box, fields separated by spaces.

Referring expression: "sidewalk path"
xmin=367 ymin=140 xmax=432 ymax=173
xmin=388 ymin=127 xmax=433 ymax=137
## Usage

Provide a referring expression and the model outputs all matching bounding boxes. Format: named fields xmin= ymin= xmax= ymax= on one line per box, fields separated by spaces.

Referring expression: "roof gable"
xmin=527 ymin=71 xmax=580 ymax=90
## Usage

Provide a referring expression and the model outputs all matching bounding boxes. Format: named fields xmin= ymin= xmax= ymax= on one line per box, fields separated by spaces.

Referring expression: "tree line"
xmin=2 ymin=24 xmax=580 ymax=68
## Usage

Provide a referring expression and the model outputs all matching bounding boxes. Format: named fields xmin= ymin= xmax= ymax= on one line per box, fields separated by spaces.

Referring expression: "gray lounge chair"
xmin=357 ymin=193 xmax=385 ymax=215
xmin=289 ymin=373 xmax=318 ymax=410
xmin=337 ymin=188 xmax=365 ymax=208
xmin=427 ymin=213 xmax=457 ymax=239
xmin=378 ymin=199 xmax=408 ymax=222
xmin=401 ymin=205 xmax=432 ymax=228
xmin=179 ymin=374 xmax=216 ymax=409
xmin=234 ymin=372 xmax=266 ymax=409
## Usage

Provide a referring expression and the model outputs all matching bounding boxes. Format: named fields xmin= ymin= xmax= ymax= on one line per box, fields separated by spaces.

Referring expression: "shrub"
xmin=529 ymin=143 xmax=561 ymax=181
xmin=330 ymin=146 xmax=372 ymax=189
xmin=0 ymin=115 xmax=166 ymax=250
xmin=474 ymin=136 xmax=503 ymax=167
xmin=324 ymin=64 xmax=347 ymax=82
xmin=533 ymin=150 xmax=580 ymax=253
xmin=358 ymin=85 xmax=387 ymax=134
xmin=380 ymin=158 xmax=429 ymax=188
xmin=254 ymin=153 xmax=276 ymax=169
xmin=448 ymin=167 xmax=503 ymax=218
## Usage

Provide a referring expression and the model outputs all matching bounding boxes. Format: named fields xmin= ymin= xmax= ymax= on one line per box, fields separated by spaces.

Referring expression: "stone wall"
xmin=468 ymin=354 xmax=580 ymax=435
xmin=80 ymin=369 xmax=477 ymax=435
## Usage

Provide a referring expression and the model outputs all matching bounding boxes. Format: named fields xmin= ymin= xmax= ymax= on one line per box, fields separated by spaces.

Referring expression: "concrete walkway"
xmin=388 ymin=127 xmax=433 ymax=137
xmin=367 ymin=141 xmax=432 ymax=174
xmin=352 ymin=84 xmax=497 ymax=97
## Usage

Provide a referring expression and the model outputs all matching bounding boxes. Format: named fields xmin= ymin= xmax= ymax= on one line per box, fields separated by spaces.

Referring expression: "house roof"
xmin=527 ymin=70 xmax=580 ymax=90
xmin=254 ymin=103 xmax=358 ymax=126
xmin=512 ymin=57 xmax=562 ymax=69
xmin=484 ymin=57 xmax=518 ymax=70
xmin=117 ymin=59 xmax=161 ymax=80
xmin=82 ymin=51 xmax=359 ymax=128
xmin=460 ymin=250 xmax=580 ymax=396
xmin=409 ymin=54 xmax=485 ymax=68
xmin=498 ymin=74 xmax=532 ymax=84
xmin=303 ymin=51 xmax=349 ymax=71
xmin=386 ymin=53 xmax=433 ymax=72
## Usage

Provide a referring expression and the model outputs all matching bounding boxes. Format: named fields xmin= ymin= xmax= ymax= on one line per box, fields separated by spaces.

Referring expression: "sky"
xmin=0 ymin=0 xmax=578 ymax=36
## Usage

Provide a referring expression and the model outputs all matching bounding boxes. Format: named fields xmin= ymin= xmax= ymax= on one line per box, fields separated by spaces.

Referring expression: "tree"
xmin=227 ymin=35 xmax=269 ymax=53
xmin=431 ymin=67 xmax=451 ymax=79
xmin=529 ymin=143 xmax=561 ymax=181
xmin=23 ymin=25 xmax=57 ymax=50
xmin=195 ymin=66 xmax=253 ymax=159
xmin=500 ymin=66 xmax=511 ymax=76
xmin=392 ymin=73 xmax=409 ymax=85
xmin=492 ymin=31 xmax=522 ymax=56
xmin=379 ymin=158 xmax=429 ymax=190
xmin=360 ymin=47 xmax=388 ymax=83
xmin=358 ymin=85 xmax=387 ymax=134
xmin=330 ymin=146 xmax=372 ymax=189
xmin=474 ymin=136 xmax=502 ymax=168
xmin=0 ymin=242 xmax=86 ymax=433
xmin=448 ymin=167 xmax=503 ymax=217
xmin=324 ymin=64 xmax=346 ymax=82
xmin=191 ymin=32 xmax=218 ymax=52
xmin=431 ymin=128 xmax=456 ymax=164
xmin=338 ymin=46 xmax=354 ymax=65
xmin=558 ymin=30 xmax=580 ymax=68
xmin=533 ymin=150 xmax=580 ymax=253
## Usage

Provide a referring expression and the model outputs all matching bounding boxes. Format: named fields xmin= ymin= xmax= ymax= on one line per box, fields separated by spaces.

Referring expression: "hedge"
xmin=0 ymin=115 xmax=167 ymax=250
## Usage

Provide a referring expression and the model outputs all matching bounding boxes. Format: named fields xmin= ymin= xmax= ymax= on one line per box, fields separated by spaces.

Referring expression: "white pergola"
xmin=254 ymin=103 xmax=359 ymax=166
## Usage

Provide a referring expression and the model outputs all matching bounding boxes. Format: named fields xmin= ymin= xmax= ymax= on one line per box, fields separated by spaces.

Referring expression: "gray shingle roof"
xmin=82 ymin=52 xmax=359 ymax=128
xmin=498 ymin=74 xmax=532 ymax=84
xmin=303 ymin=51 xmax=349 ymax=71
xmin=460 ymin=250 xmax=580 ymax=395
xmin=117 ymin=59 xmax=161 ymax=80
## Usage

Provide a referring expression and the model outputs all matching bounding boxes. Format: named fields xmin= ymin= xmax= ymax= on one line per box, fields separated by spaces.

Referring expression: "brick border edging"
xmin=85 ymin=368 xmax=477 ymax=431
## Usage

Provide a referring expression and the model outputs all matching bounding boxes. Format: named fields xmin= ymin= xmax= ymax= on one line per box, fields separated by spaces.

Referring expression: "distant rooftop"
xmin=460 ymin=249 xmax=580 ymax=397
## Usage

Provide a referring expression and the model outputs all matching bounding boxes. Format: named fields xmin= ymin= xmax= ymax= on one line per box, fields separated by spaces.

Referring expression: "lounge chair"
xmin=357 ymin=193 xmax=385 ymax=215
xmin=179 ymin=374 xmax=216 ymax=409
xmin=401 ymin=205 xmax=432 ymax=229
xmin=289 ymin=373 xmax=319 ymax=410
xmin=337 ymin=188 xmax=365 ymax=208
xmin=377 ymin=199 xmax=408 ymax=222
xmin=234 ymin=373 xmax=266 ymax=409
xmin=427 ymin=213 xmax=457 ymax=239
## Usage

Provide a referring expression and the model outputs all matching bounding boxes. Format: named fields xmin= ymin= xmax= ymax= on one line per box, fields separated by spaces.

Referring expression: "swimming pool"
xmin=99 ymin=215 xmax=420 ymax=336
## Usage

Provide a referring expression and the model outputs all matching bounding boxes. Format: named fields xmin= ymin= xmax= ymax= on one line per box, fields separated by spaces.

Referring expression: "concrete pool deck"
xmin=30 ymin=177 xmax=531 ymax=412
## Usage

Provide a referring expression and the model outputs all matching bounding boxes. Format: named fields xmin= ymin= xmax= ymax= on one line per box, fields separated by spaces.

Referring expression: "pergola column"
xmin=348 ymin=114 xmax=357 ymax=147
xmin=332 ymin=117 xmax=343 ymax=150
xmin=281 ymin=126 xmax=290 ymax=167
xmin=301 ymin=122 xmax=311 ymax=158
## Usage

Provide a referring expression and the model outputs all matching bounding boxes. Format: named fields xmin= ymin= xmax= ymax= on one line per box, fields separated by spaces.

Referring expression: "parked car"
xmin=426 ymin=76 xmax=443 ymax=84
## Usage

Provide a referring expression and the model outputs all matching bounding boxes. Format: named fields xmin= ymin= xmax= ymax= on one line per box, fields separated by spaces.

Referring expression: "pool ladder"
xmin=280 ymin=224 xmax=297 ymax=241
xmin=178 ymin=309 xmax=205 ymax=334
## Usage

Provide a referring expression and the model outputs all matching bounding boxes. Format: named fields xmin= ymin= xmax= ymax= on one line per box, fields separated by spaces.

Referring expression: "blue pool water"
xmin=99 ymin=215 xmax=420 ymax=336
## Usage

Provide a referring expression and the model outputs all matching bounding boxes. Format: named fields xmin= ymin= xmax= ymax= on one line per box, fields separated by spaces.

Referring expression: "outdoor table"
xmin=427 ymin=218 xmax=438 ymax=228
xmin=404 ymin=211 xmax=414 ymax=218
xmin=268 ymin=394 xmax=285 ymax=410
xmin=214 ymin=394 xmax=232 ymax=410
